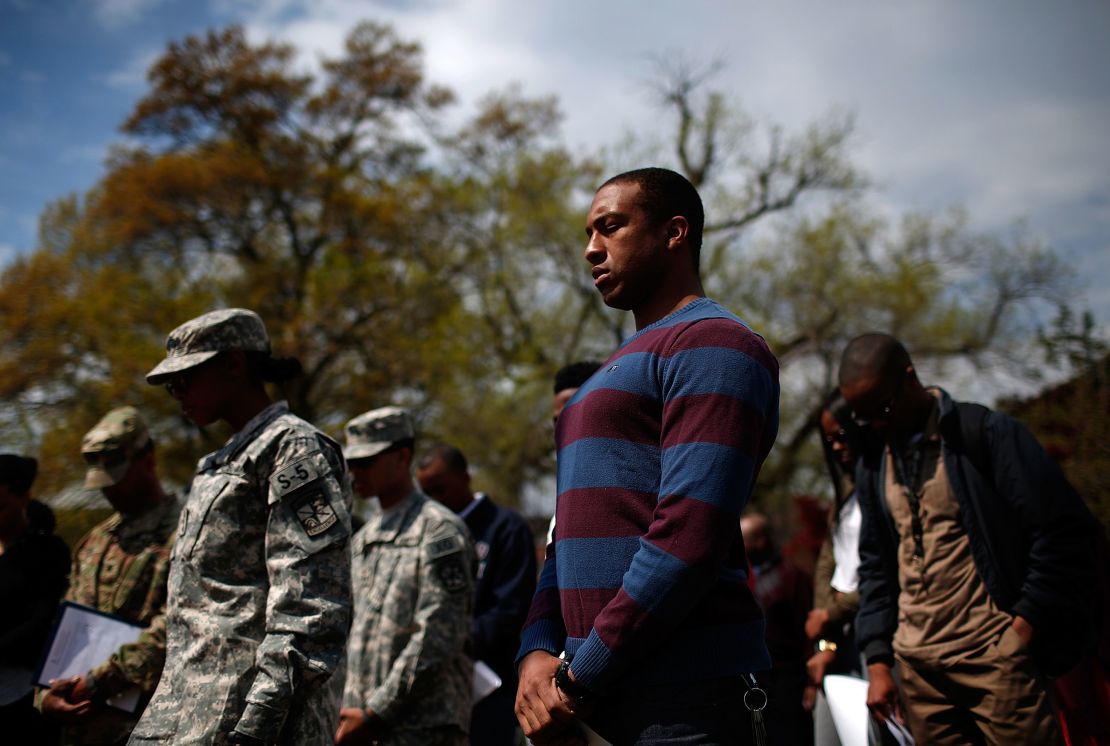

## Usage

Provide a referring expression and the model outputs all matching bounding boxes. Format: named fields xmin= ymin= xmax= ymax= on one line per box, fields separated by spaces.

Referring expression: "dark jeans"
xmin=584 ymin=676 xmax=758 ymax=746
xmin=470 ymin=684 xmax=519 ymax=746
xmin=0 ymin=691 xmax=59 ymax=745
xmin=758 ymin=666 xmax=813 ymax=746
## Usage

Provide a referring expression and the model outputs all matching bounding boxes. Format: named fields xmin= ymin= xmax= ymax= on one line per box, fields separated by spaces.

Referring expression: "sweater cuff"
xmin=515 ymin=619 xmax=563 ymax=667
xmin=235 ymin=701 xmax=287 ymax=743
xmin=566 ymin=631 xmax=611 ymax=693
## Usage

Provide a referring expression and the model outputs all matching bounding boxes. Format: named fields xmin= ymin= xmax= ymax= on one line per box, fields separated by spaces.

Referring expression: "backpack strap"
xmin=954 ymin=401 xmax=993 ymax=489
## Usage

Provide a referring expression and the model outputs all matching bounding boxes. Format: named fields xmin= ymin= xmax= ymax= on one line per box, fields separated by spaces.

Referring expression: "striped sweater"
xmin=518 ymin=298 xmax=780 ymax=692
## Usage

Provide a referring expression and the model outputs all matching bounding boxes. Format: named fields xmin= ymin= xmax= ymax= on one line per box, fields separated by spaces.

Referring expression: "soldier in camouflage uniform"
xmin=40 ymin=406 xmax=180 ymax=746
xmin=130 ymin=308 xmax=352 ymax=746
xmin=336 ymin=407 xmax=475 ymax=746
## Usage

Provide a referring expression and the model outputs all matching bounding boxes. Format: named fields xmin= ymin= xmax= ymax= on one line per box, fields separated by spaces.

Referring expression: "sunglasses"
xmin=164 ymin=355 xmax=222 ymax=397
xmin=82 ymin=449 xmax=128 ymax=469
xmin=851 ymin=375 xmax=904 ymax=428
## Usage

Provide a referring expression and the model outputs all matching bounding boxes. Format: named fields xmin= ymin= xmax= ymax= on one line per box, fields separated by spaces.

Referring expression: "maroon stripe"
xmin=555 ymin=487 xmax=657 ymax=539
xmin=592 ymin=587 xmax=658 ymax=653
xmin=661 ymin=393 xmax=767 ymax=453
xmin=618 ymin=318 xmax=778 ymax=375
xmin=524 ymin=587 xmax=563 ymax=628
xmin=561 ymin=587 xmax=620 ymax=638
xmin=666 ymin=319 xmax=778 ymax=372
xmin=557 ymin=388 xmax=660 ymax=446
xmin=641 ymin=494 xmax=737 ymax=566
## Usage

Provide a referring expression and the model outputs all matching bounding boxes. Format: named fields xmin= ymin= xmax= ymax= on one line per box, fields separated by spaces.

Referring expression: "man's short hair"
xmin=417 ymin=444 xmax=468 ymax=474
xmin=554 ymin=361 xmax=602 ymax=395
xmin=600 ymin=167 xmax=705 ymax=270
xmin=0 ymin=454 xmax=37 ymax=494
xmin=838 ymin=332 xmax=913 ymax=386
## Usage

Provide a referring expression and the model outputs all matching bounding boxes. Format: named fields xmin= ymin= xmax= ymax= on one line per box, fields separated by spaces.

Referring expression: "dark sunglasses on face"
xmin=164 ymin=373 xmax=191 ymax=397
xmin=82 ymin=449 xmax=128 ymax=469
xmin=852 ymin=375 xmax=905 ymax=428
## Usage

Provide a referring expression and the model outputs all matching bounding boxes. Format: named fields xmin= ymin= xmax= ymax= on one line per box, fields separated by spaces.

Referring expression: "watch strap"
xmin=554 ymin=659 xmax=595 ymax=704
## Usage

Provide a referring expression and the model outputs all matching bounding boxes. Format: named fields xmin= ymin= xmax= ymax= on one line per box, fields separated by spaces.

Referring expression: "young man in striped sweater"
xmin=515 ymin=167 xmax=780 ymax=745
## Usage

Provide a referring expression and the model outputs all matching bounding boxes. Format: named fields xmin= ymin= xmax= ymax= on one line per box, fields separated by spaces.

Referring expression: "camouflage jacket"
xmin=56 ymin=493 xmax=180 ymax=745
xmin=129 ymin=402 xmax=353 ymax=746
xmin=343 ymin=490 xmax=475 ymax=737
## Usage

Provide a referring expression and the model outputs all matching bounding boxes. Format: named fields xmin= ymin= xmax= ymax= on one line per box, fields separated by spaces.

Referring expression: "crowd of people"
xmin=0 ymin=167 xmax=1104 ymax=746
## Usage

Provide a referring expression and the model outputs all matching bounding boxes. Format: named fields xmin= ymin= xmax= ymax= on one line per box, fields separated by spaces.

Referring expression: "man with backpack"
xmin=838 ymin=332 xmax=1097 ymax=746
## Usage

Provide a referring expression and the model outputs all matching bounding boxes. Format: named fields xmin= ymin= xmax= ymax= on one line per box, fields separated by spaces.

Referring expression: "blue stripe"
xmin=625 ymin=298 xmax=746 ymax=342
xmin=556 ymin=536 xmax=642 ymax=589
xmin=662 ymin=346 xmax=776 ymax=407
xmin=567 ymin=351 xmax=659 ymax=406
xmin=557 ymin=438 xmax=660 ymax=494
xmin=659 ymin=442 xmax=756 ymax=511
xmin=620 ymin=540 xmax=691 ymax=613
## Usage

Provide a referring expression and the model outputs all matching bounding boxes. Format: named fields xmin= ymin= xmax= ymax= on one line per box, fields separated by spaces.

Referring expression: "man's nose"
xmin=584 ymin=235 xmax=603 ymax=263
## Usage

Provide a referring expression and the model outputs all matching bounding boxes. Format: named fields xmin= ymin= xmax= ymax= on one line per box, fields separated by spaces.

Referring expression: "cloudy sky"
xmin=2 ymin=0 xmax=1108 ymax=324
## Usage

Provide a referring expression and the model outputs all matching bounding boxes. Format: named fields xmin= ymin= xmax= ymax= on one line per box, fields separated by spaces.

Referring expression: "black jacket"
xmin=0 ymin=501 xmax=70 ymax=670
xmin=855 ymin=388 xmax=1098 ymax=676
xmin=464 ymin=495 xmax=537 ymax=683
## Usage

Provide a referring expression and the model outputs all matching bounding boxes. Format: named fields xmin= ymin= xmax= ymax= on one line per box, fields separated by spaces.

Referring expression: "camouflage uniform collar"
xmin=111 ymin=491 xmax=175 ymax=539
xmin=361 ymin=490 xmax=424 ymax=548
xmin=200 ymin=401 xmax=290 ymax=471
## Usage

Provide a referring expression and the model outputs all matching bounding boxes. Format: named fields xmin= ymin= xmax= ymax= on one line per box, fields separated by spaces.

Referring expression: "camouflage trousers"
xmin=375 ymin=725 xmax=467 ymax=746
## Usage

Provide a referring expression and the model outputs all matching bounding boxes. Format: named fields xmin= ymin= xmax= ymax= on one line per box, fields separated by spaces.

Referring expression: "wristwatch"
xmin=554 ymin=659 xmax=595 ymax=705
xmin=817 ymin=639 xmax=838 ymax=653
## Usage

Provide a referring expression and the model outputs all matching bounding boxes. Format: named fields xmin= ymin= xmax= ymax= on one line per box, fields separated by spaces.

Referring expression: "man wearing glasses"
xmin=839 ymin=332 xmax=1096 ymax=746
xmin=40 ymin=406 xmax=180 ymax=746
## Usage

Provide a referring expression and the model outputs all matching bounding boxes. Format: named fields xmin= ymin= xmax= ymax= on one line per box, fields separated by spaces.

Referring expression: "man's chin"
xmin=599 ymin=289 xmax=633 ymax=311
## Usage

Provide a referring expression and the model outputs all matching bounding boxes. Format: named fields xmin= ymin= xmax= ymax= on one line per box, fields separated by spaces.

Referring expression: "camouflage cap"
xmin=81 ymin=406 xmax=151 ymax=489
xmin=146 ymin=308 xmax=270 ymax=384
xmin=344 ymin=406 xmax=414 ymax=461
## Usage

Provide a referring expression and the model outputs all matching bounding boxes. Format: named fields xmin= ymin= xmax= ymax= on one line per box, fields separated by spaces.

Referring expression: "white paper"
xmin=823 ymin=674 xmax=915 ymax=746
xmin=471 ymin=659 xmax=502 ymax=703
xmin=36 ymin=602 xmax=144 ymax=713
xmin=885 ymin=715 xmax=916 ymax=746
xmin=823 ymin=674 xmax=870 ymax=745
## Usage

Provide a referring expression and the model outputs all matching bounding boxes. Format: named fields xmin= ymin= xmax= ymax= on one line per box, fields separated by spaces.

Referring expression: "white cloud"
xmin=103 ymin=47 xmax=160 ymax=89
xmin=192 ymin=0 xmax=1110 ymax=326
xmin=92 ymin=0 xmax=164 ymax=28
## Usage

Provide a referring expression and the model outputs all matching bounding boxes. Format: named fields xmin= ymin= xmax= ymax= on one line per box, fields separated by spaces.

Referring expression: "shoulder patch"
xmin=270 ymin=456 xmax=322 ymax=497
xmin=435 ymin=556 xmax=470 ymax=593
xmin=291 ymin=488 xmax=338 ymax=537
xmin=427 ymin=533 xmax=463 ymax=560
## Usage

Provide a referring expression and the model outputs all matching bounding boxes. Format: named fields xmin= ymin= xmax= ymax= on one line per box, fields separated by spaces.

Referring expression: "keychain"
xmin=742 ymin=672 xmax=769 ymax=746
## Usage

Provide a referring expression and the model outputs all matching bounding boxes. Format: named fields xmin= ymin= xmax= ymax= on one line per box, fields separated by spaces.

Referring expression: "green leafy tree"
xmin=2 ymin=23 xmax=482 ymax=497
xmin=0 ymin=30 xmax=1089 ymax=520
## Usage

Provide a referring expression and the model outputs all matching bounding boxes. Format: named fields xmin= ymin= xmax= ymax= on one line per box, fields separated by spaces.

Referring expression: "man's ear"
xmin=665 ymin=216 xmax=690 ymax=250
